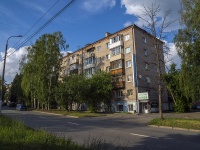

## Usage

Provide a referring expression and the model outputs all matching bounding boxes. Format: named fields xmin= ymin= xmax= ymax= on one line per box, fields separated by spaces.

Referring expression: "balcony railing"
xmin=112 ymin=81 xmax=125 ymax=89
xmin=110 ymin=68 xmax=124 ymax=75
xmin=110 ymin=53 xmax=124 ymax=62
xmin=84 ymin=63 xmax=95 ymax=70
xmin=109 ymin=41 xmax=123 ymax=49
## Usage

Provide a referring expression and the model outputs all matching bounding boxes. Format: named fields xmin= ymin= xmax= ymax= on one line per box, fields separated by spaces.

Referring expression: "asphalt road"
xmin=1 ymin=107 xmax=200 ymax=150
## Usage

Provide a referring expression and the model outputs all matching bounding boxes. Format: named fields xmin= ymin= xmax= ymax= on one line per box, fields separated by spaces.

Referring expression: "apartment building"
xmin=61 ymin=24 xmax=168 ymax=113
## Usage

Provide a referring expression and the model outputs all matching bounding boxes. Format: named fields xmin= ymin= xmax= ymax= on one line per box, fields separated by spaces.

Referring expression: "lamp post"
xmin=1 ymin=35 xmax=22 ymax=103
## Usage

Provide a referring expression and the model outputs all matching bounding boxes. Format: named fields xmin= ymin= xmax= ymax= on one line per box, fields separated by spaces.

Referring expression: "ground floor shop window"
xmin=117 ymin=105 xmax=123 ymax=111
xmin=128 ymin=104 xmax=133 ymax=111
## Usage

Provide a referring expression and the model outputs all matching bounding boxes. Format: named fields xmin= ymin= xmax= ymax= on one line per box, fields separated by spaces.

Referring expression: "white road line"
xmin=130 ymin=133 xmax=159 ymax=139
xmin=67 ymin=122 xmax=79 ymax=126
xmin=39 ymin=116 xmax=45 ymax=118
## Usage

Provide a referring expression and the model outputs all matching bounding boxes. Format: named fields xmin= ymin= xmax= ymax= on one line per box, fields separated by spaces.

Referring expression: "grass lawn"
xmin=0 ymin=114 xmax=83 ymax=150
xmin=148 ymin=118 xmax=200 ymax=130
xmin=0 ymin=114 xmax=123 ymax=150
xmin=35 ymin=109 xmax=109 ymax=117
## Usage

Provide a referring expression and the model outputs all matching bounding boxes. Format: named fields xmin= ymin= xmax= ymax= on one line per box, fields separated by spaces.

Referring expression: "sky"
xmin=0 ymin=0 xmax=181 ymax=83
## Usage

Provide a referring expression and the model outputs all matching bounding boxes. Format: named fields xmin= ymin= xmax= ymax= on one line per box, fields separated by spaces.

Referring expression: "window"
xmin=106 ymin=42 xmax=110 ymax=49
xmin=125 ymin=47 xmax=130 ymax=54
xmin=145 ymin=63 xmax=148 ymax=70
xmin=143 ymin=37 xmax=146 ymax=43
xmin=97 ymin=46 xmax=101 ymax=52
xmin=125 ymin=34 xmax=130 ymax=41
xmin=146 ymin=76 xmax=151 ymax=83
xmin=128 ymin=104 xmax=133 ymax=111
xmin=127 ymin=89 xmax=133 ymax=96
xmin=127 ymin=75 xmax=132 ymax=82
xmin=117 ymin=105 xmax=123 ymax=111
xmin=111 ymin=46 xmax=122 ymax=56
xmin=126 ymin=60 xmax=131 ymax=68
xmin=110 ymin=59 xmax=123 ymax=69
xmin=97 ymin=57 xmax=102 ymax=63
xmin=106 ymin=66 xmax=110 ymax=72
xmin=85 ymin=68 xmax=95 ymax=76
xmin=106 ymin=54 xmax=110 ymax=60
xmin=115 ymin=90 xmax=123 ymax=97
xmin=110 ymin=35 xmax=121 ymax=44
xmin=144 ymin=49 xmax=147 ymax=56
xmin=85 ymin=57 xmax=95 ymax=65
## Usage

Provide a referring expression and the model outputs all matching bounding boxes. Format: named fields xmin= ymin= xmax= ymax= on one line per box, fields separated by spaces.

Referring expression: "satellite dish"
xmin=138 ymin=75 xmax=142 ymax=78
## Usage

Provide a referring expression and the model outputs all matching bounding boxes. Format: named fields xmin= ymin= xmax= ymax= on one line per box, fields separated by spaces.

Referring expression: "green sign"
xmin=138 ymin=92 xmax=149 ymax=100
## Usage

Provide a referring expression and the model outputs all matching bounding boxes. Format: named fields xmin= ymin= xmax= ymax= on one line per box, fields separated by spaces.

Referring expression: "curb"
xmin=148 ymin=125 xmax=200 ymax=132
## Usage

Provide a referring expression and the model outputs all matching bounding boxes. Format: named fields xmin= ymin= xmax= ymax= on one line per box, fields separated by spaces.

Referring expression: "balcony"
xmin=110 ymin=68 xmax=124 ymax=76
xmin=70 ymin=64 xmax=79 ymax=70
xmin=109 ymin=41 xmax=123 ymax=49
xmin=70 ymin=58 xmax=79 ymax=65
xmin=112 ymin=81 xmax=125 ymax=89
xmin=110 ymin=53 xmax=124 ymax=62
xmin=84 ymin=63 xmax=95 ymax=70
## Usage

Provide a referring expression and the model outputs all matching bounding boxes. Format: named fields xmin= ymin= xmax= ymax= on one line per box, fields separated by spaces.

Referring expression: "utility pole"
xmin=1 ymin=35 xmax=22 ymax=102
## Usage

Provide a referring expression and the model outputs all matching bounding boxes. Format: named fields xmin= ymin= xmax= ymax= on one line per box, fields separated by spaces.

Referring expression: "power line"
xmin=1 ymin=0 xmax=77 ymax=63
xmin=12 ymin=0 xmax=61 ymax=49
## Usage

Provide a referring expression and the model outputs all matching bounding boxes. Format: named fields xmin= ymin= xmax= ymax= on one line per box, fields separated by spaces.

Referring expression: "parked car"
xmin=197 ymin=105 xmax=200 ymax=110
xmin=16 ymin=104 xmax=27 ymax=111
xmin=8 ymin=102 xmax=16 ymax=107
xmin=1 ymin=102 xmax=7 ymax=107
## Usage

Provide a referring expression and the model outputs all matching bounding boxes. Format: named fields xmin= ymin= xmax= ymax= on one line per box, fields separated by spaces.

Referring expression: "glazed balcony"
xmin=112 ymin=81 xmax=125 ymax=89
xmin=109 ymin=41 xmax=123 ymax=49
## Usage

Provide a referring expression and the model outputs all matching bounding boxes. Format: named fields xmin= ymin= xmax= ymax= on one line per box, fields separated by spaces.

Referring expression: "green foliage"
xmin=0 ymin=114 xmax=82 ymax=150
xmin=7 ymin=73 xmax=27 ymax=103
xmin=56 ymin=72 xmax=113 ymax=112
xmin=149 ymin=118 xmax=200 ymax=130
xmin=88 ymin=71 xmax=113 ymax=112
xmin=174 ymin=0 xmax=200 ymax=102
xmin=164 ymin=64 xmax=190 ymax=112
xmin=21 ymin=32 xmax=67 ymax=110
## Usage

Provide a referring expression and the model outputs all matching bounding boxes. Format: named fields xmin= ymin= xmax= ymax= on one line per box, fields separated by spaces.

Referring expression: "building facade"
xmin=60 ymin=25 xmax=168 ymax=113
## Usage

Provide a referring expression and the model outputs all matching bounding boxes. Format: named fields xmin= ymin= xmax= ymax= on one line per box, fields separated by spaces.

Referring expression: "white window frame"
xmin=126 ymin=60 xmax=131 ymax=68
xmin=106 ymin=54 xmax=110 ymax=60
xmin=125 ymin=34 xmax=130 ymax=41
xmin=106 ymin=66 xmax=110 ymax=72
xmin=145 ymin=63 xmax=148 ymax=70
xmin=143 ymin=37 xmax=146 ymax=43
xmin=125 ymin=47 xmax=130 ymax=54
xmin=97 ymin=46 xmax=101 ymax=52
xmin=146 ymin=76 xmax=151 ymax=83
xmin=127 ymin=75 xmax=132 ymax=82
xmin=106 ymin=42 xmax=110 ymax=49
xmin=144 ymin=49 xmax=147 ymax=56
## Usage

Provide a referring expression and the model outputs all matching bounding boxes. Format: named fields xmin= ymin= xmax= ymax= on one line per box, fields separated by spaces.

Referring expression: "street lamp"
xmin=1 ymin=35 xmax=22 ymax=103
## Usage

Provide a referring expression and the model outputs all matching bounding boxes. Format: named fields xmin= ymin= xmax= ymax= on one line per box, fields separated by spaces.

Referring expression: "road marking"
xmin=67 ymin=122 xmax=79 ymax=126
xmin=130 ymin=133 xmax=159 ymax=139
xmin=39 ymin=116 xmax=45 ymax=118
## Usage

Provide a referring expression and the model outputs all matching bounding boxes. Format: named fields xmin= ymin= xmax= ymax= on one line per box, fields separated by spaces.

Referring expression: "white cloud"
xmin=165 ymin=43 xmax=181 ymax=70
xmin=0 ymin=46 xmax=28 ymax=83
xmin=83 ymin=0 xmax=116 ymax=13
xmin=123 ymin=21 xmax=132 ymax=27
xmin=121 ymin=0 xmax=181 ymax=31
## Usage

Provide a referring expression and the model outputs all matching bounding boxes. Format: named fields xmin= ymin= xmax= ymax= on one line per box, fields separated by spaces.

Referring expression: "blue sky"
xmin=0 ymin=0 xmax=181 ymax=83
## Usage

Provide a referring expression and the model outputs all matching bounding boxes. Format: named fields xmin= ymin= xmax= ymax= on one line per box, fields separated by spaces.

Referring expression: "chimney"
xmin=105 ymin=32 xmax=110 ymax=37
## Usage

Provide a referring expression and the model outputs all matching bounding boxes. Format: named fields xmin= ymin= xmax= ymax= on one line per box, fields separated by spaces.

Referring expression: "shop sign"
xmin=138 ymin=92 xmax=149 ymax=100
